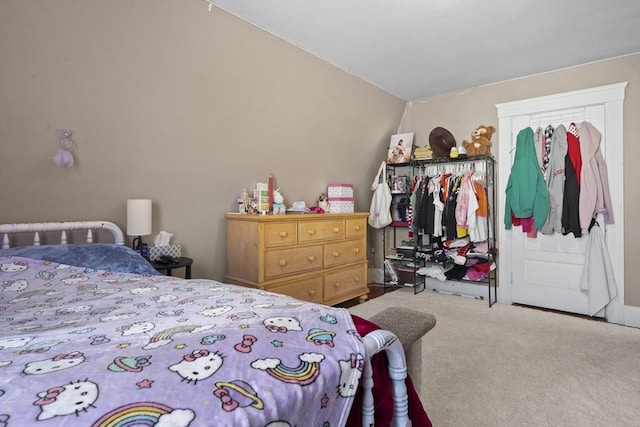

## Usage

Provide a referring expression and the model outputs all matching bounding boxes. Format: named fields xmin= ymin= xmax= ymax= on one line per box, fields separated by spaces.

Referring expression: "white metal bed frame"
xmin=0 ymin=220 xmax=412 ymax=426
xmin=0 ymin=221 xmax=125 ymax=249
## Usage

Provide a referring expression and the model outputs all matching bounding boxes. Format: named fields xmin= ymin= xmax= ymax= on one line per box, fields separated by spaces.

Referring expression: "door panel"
xmin=509 ymin=106 xmax=605 ymax=316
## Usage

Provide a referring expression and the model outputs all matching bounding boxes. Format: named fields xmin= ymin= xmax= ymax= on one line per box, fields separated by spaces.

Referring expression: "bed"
xmin=0 ymin=221 xmax=430 ymax=426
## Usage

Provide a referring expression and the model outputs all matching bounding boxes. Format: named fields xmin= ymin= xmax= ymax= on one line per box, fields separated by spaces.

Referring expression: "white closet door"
xmin=509 ymin=106 xmax=605 ymax=316
xmin=497 ymin=83 xmax=626 ymax=324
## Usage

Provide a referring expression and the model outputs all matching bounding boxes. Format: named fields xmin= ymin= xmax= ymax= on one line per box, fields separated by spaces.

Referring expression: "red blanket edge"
xmin=346 ymin=314 xmax=432 ymax=427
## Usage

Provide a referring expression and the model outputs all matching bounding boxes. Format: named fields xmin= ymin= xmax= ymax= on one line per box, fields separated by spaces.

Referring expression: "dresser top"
xmin=225 ymin=212 xmax=369 ymax=222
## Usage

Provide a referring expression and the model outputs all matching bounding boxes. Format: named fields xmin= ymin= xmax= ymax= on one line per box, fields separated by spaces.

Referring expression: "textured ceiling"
xmin=212 ymin=0 xmax=640 ymax=101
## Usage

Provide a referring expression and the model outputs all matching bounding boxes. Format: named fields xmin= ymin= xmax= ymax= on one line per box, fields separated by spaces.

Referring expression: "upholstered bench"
xmin=369 ymin=306 xmax=436 ymax=392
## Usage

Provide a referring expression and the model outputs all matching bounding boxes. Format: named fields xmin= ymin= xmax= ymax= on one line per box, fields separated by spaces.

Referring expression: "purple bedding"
xmin=0 ymin=255 xmax=366 ymax=426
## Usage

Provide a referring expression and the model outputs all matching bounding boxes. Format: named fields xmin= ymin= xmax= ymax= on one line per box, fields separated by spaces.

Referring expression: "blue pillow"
xmin=0 ymin=244 xmax=161 ymax=275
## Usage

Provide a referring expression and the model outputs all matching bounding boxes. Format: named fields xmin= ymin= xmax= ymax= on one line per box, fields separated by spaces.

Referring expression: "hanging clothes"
xmin=533 ymin=126 xmax=546 ymax=176
xmin=469 ymin=180 xmax=489 ymax=242
xmin=416 ymin=177 xmax=435 ymax=235
xmin=578 ymin=121 xmax=614 ymax=235
xmin=579 ymin=221 xmax=618 ymax=316
xmin=562 ymin=150 xmax=581 ymax=238
xmin=541 ymin=124 xmax=568 ymax=235
xmin=409 ymin=175 xmax=421 ymax=237
xmin=543 ymin=125 xmax=553 ymax=174
xmin=445 ymin=175 xmax=463 ymax=240
xmin=432 ymin=177 xmax=444 ymax=238
xmin=566 ymin=122 xmax=582 ymax=186
xmin=504 ymin=127 xmax=550 ymax=232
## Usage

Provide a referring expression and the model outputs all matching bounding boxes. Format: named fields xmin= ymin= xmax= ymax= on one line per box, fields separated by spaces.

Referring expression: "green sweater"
xmin=504 ymin=127 xmax=550 ymax=230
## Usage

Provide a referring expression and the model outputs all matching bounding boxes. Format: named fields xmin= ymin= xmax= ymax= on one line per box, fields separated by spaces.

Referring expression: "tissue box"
xmin=327 ymin=183 xmax=354 ymax=198
xmin=328 ymin=197 xmax=354 ymax=213
xmin=149 ymin=244 xmax=182 ymax=261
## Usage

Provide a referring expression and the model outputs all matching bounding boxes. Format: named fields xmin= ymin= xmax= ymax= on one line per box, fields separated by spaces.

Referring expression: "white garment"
xmin=469 ymin=179 xmax=489 ymax=243
xmin=579 ymin=222 xmax=618 ymax=316
xmin=417 ymin=264 xmax=447 ymax=281
xmin=464 ymin=176 xmax=481 ymax=242
xmin=432 ymin=178 xmax=444 ymax=237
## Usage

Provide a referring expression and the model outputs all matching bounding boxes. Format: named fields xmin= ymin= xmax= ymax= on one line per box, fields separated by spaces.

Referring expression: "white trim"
xmin=496 ymin=82 xmax=628 ymax=118
xmin=496 ymin=82 xmax=628 ymax=325
xmin=623 ymin=305 xmax=640 ymax=329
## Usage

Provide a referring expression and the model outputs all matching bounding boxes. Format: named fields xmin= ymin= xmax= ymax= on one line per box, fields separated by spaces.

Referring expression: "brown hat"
xmin=429 ymin=127 xmax=457 ymax=158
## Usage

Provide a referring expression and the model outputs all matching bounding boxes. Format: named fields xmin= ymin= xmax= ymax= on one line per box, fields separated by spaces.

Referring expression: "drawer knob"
xmin=333 ymin=251 xmax=340 ymax=258
xmin=334 ymin=282 xmax=341 ymax=289
xmin=279 ymin=259 xmax=287 ymax=267
xmin=279 ymin=231 xmax=288 ymax=238
xmin=308 ymin=289 xmax=316 ymax=296
xmin=354 ymin=225 xmax=361 ymax=231
xmin=353 ymin=247 xmax=360 ymax=254
xmin=308 ymin=229 xmax=316 ymax=236
xmin=307 ymin=255 xmax=315 ymax=262
xmin=333 ymin=227 xmax=340 ymax=233
xmin=354 ymin=276 xmax=361 ymax=282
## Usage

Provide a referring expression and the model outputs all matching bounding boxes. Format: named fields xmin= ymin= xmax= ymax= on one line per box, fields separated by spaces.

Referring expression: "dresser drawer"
xmin=324 ymin=264 xmax=366 ymax=300
xmin=298 ymin=220 xmax=344 ymax=243
xmin=264 ymin=245 xmax=323 ymax=279
xmin=265 ymin=222 xmax=297 ymax=247
xmin=345 ymin=217 xmax=366 ymax=239
xmin=269 ymin=276 xmax=323 ymax=304
xmin=324 ymin=238 xmax=366 ymax=268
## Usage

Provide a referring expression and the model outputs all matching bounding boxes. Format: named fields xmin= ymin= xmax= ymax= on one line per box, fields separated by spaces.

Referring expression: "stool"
xmin=369 ymin=306 xmax=436 ymax=392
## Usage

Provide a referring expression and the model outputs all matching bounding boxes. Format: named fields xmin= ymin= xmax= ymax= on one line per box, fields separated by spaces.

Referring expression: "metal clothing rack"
xmin=382 ymin=156 xmax=497 ymax=306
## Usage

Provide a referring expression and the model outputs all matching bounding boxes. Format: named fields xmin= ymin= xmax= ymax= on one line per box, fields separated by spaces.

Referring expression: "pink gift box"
xmin=327 ymin=197 xmax=354 ymax=213
xmin=327 ymin=183 xmax=354 ymax=199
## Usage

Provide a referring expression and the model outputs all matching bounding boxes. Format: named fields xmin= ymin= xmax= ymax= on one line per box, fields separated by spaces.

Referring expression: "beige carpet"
xmin=349 ymin=288 xmax=640 ymax=427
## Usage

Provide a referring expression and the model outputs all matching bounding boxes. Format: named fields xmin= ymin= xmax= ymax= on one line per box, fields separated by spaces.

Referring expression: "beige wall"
xmin=399 ymin=54 xmax=640 ymax=307
xmin=0 ymin=0 xmax=405 ymax=279
xmin=1 ymin=1 xmax=637 ymax=308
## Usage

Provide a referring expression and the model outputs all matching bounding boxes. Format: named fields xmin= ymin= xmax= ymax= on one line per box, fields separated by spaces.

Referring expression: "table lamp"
xmin=127 ymin=199 xmax=152 ymax=252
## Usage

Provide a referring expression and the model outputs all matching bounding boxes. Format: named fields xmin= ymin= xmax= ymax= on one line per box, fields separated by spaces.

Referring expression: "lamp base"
xmin=132 ymin=236 xmax=142 ymax=252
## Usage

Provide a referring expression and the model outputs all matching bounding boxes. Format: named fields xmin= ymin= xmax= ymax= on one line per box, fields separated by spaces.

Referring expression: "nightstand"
xmin=150 ymin=257 xmax=193 ymax=279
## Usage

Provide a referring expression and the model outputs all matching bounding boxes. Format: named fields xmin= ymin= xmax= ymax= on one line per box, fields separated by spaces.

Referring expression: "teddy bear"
xmin=461 ymin=125 xmax=495 ymax=157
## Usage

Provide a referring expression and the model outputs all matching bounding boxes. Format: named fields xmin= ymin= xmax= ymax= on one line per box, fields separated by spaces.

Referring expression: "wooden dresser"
xmin=225 ymin=212 xmax=369 ymax=306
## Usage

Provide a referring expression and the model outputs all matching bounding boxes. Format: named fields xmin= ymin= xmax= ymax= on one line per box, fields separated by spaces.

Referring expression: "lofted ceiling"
xmin=211 ymin=0 xmax=640 ymax=101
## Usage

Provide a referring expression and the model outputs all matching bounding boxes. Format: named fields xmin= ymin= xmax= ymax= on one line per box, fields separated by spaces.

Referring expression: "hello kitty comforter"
xmin=0 ymin=256 xmax=366 ymax=427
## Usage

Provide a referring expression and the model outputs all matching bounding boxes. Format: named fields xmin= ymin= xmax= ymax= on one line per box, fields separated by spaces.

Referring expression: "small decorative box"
xmin=328 ymin=197 xmax=355 ymax=213
xmin=148 ymin=244 xmax=182 ymax=261
xmin=327 ymin=183 xmax=354 ymax=199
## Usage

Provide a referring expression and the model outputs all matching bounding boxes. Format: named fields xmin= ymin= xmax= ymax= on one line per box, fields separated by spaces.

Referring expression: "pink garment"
xmin=578 ymin=121 xmax=614 ymax=234
xmin=519 ymin=217 xmax=534 ymax=232
xmin=466 ymin=267 xmax=487 ymax=281
xmin=455 ymin=173 xmax=473 ymax=227
xmin=510 ymin=214 xmax=538 ymax=238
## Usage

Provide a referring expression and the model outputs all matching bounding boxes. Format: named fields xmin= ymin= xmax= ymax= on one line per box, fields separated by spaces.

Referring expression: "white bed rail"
xmin=362 ymin=329 xmax=411 ymax=427
xmin=0 ymin=221 xmax=125 ymax=249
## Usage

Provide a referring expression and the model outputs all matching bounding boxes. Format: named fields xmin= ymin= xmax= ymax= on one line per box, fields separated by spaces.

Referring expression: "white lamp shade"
xmin=127 ymin=199 xmax=152 ymax=236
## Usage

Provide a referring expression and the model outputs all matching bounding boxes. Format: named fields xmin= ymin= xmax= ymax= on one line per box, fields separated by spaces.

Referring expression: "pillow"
xmin=0 ymin=244 xmax=161 ymax=275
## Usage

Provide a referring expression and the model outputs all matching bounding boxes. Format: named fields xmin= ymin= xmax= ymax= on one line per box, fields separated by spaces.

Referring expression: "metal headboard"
xmin=0 ymin=221 xmax=125 ymax=249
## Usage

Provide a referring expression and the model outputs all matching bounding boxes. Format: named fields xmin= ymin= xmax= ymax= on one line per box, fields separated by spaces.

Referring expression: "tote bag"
xmin=368 ymin=161 xmax=393 ymax=229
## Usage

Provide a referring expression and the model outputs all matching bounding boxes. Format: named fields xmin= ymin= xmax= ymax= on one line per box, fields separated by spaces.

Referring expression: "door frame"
xmin=496 ymin=82 xmax=628 ymax=325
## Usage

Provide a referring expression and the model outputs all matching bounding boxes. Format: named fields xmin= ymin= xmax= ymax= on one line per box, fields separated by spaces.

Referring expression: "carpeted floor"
xmin=349 ymin=287 xmax=640 ymax=427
